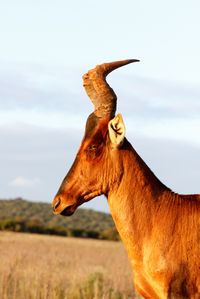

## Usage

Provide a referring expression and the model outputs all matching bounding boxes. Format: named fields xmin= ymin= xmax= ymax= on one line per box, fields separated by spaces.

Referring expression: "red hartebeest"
xmin=52 ymin=60 xmax=200 ymax=299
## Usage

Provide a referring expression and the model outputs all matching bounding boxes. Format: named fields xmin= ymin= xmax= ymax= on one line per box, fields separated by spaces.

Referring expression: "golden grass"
xmin=0 ymin=232 xmax=139 ymax=299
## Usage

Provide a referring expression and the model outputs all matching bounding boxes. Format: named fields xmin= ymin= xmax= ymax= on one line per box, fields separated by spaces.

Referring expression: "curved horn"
xmin=83 ymin=59 xmax=139 ymax=118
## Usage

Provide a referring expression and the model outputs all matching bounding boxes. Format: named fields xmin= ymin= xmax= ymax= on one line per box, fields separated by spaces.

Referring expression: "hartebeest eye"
xmin=86 ymin=143 xmax=103 ymax=160
xmin=88 ymin=144 xmax=97 ymax=151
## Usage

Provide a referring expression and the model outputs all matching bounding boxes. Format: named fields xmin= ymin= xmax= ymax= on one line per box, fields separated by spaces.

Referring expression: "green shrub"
xmin=101 ymin=228 xmax=120 ymax=241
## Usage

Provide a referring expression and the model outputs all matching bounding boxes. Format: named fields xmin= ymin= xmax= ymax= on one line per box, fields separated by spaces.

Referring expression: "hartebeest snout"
xmin=52 ymin=60 xmax=200 ymax=299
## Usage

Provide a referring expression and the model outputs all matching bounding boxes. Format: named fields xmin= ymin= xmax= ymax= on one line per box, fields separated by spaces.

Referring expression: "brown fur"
xmin=107 ymin=139 xmax=200 ymax=298
xmin=52 ymin=114 xmax=200 ymax=298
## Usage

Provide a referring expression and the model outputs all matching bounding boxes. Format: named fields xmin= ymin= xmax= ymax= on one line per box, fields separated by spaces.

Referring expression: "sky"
xmin=0 ymin=0 xmax=200 ymax=212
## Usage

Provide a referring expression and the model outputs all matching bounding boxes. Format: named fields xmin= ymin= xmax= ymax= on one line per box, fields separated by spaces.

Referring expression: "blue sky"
xmin=0 ymin=0 xmax=200 ymax=212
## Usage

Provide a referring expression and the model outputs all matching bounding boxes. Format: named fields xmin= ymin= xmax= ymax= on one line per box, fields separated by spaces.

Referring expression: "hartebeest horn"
xmin=82 ymin=59 xmax=139 ymax=118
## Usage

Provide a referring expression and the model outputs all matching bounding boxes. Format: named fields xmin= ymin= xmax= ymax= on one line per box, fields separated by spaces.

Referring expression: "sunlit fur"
xmin=107 ymin=140 xmax=200 ymax=299
xmin=52 ymin=58 xmax=200 ymax=298
xmin=53 ymin=112 xmax=200 ymax=299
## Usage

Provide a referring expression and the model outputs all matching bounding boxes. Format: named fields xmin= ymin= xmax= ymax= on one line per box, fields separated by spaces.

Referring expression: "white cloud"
xmin=9 ymin=176 xmax=41 ymax=188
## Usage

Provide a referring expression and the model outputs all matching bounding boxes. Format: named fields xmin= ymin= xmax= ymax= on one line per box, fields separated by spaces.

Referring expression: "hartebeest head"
xmin=52 ymin=59 xmax=139 ymax=216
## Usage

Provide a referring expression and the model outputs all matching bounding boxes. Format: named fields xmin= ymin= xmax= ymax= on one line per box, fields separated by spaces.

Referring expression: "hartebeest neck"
xmin=107 ymin=140 xmax=170 ymax=262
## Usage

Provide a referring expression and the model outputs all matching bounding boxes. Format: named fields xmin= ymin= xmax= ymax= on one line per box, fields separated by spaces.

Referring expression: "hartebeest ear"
xmin=108 ymin=114 xmax=126 ymax=148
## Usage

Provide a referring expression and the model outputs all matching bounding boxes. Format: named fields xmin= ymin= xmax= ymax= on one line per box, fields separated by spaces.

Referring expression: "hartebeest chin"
xmin=52 ymin=60 xmax=200 ymax=299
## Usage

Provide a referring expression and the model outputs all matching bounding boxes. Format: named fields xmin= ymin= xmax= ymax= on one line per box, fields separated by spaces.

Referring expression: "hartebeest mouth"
xmin=60 ymin=204 xmax=77 ymax=216
xmin=53 ymin=201 xmax=77 ymax=216
xmin=53 ymin=191 xmax=102 ymax=216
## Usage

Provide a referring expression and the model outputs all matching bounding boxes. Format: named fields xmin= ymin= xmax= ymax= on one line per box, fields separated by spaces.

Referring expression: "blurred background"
xmin=1 ymin=0 xmax=200 ymax=212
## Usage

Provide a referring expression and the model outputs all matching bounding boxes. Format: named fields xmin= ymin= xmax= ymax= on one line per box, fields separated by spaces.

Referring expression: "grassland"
xmin=0 ymin=232 xmax=140 ymax=299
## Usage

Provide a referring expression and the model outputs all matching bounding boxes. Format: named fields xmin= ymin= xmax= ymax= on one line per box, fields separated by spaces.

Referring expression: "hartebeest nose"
xmin=53 ymin=197 xmax=61 ymax=212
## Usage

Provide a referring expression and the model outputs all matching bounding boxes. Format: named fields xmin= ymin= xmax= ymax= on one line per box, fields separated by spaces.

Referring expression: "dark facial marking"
xmin=84 ymin=113 xmax=100 ymax=138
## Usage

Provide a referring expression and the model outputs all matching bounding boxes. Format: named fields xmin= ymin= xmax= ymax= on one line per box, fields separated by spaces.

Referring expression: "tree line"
xmin=0 ymin=198 xmax=119 ymax=241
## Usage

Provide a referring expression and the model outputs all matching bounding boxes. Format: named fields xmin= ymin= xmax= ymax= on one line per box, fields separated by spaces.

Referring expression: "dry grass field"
xmin=0 ymin=232 xmax=139 ymax=299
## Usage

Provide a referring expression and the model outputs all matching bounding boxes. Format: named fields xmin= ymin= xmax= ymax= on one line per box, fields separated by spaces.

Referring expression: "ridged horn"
xmin=82 ymin=59 xmax=139 ymax=118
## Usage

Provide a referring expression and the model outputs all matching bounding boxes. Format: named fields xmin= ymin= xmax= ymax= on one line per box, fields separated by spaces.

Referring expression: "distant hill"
xmin=0 ymin=198 xmax=119 ymax=240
